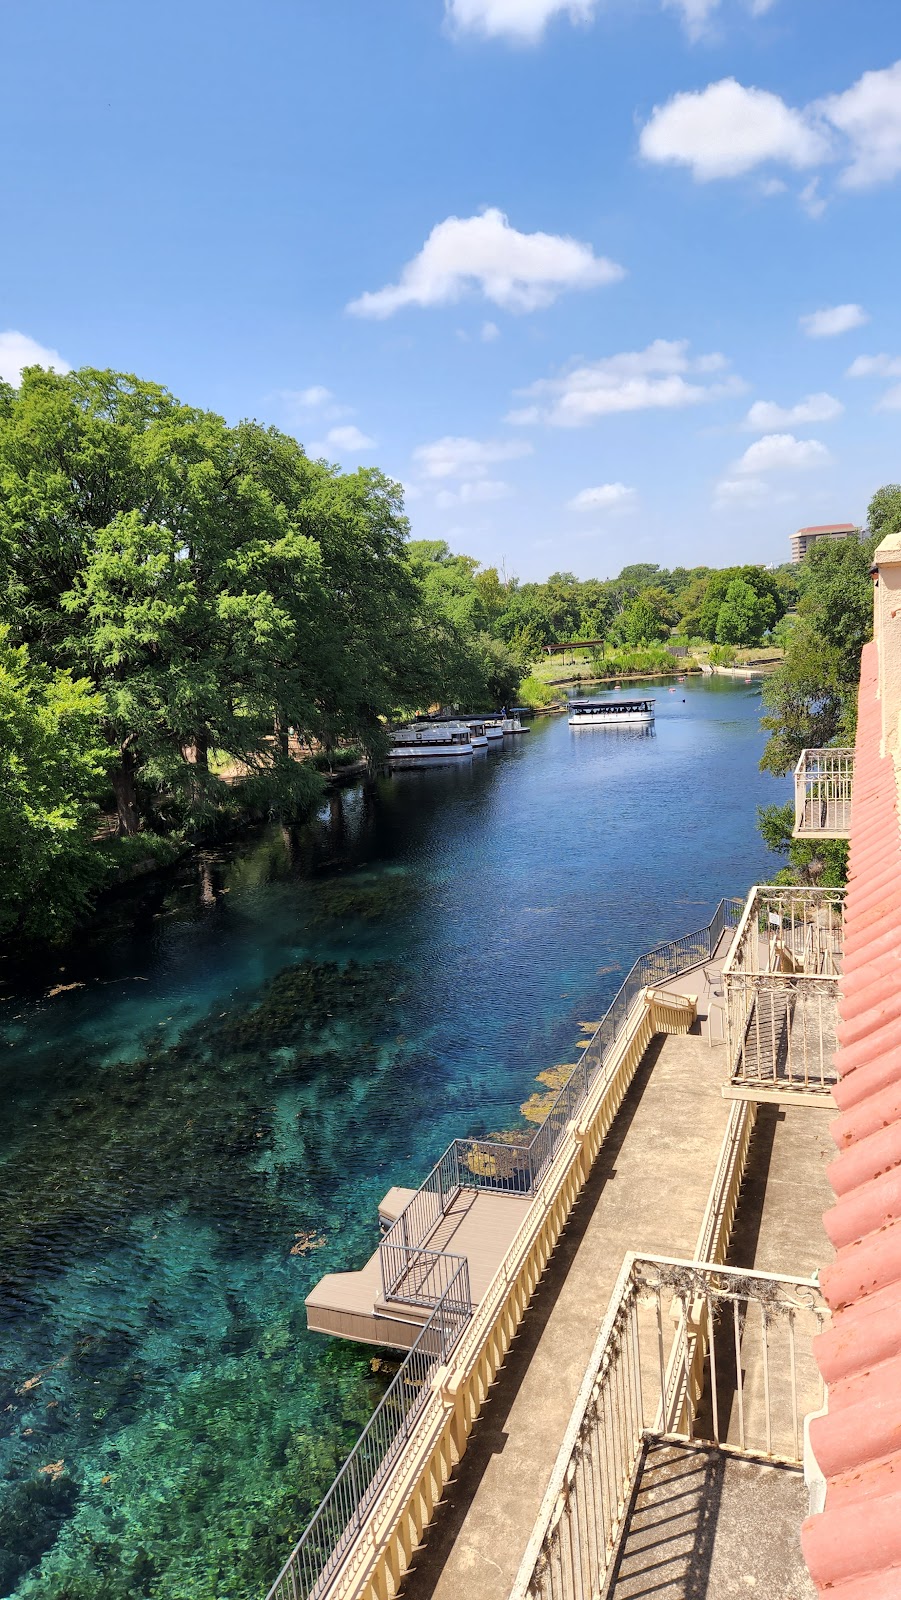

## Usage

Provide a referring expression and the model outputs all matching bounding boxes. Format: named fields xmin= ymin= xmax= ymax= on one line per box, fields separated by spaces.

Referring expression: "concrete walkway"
xmin=729 ymin=1100 xmax=835 ymax=1278
xmin=400 ymin=1020 xmax=735 ymax=1600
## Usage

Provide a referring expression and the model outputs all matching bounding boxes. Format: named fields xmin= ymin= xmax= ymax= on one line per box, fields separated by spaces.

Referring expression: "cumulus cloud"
xmin=279 ymin=385 xmax=354 ymax=423
xmin=567 ymin=483 xmax=636 ymax=511
xmin=444 ymin=0 xmax=597 ymax=42
xmin=481 ymin=320 xmax=501 ymax=342
xmin=846 ymin=353 xmax=901 ymax=378
xmin=640 ymin=61 xmax=901 ymax=194
xmin=714 ymin=476 xmax=769 ymax=508
xmin=734 ymin=433 xmax=831 ymax=473
xmin=800 ymin=304 xmax=868 ymax=338
xmin=639 ymin=79 xmax=830 ymax=181
xmin=435 ymin=479 xmax=513 ymax=508
xmin=743 ymin=392 xmax=843 ymax=430
xmin=412 ymin=435 xmax=532 ymax=479
xmin=347 ymin=208 xmax=623 ymax=317
xmin=819 ymin=61 xmax=901 ymax=189
xmin=508 ymin=339 xmax=740 ymax=427
xmin=876 ymin=385 xmax=901 ymax=412
xmin=0 ymin=330 xmax=70 ymax=386
xmin=310 ymin=425 xmax=376 ymax=455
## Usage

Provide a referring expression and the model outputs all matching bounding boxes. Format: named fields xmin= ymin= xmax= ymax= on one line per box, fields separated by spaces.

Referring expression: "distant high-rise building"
xmin=790 ymin=522 xmax=859 ymax=562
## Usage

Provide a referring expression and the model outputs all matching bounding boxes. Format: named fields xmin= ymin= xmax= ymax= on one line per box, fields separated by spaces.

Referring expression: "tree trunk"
xmin=111 ymin=748 xmax=140 ymax=836
xmin=274 ymin=712 xmax=289 ymax=760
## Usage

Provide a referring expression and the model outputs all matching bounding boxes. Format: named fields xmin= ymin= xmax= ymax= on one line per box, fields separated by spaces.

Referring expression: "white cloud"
xmin=734 ymin=432 xmax=831 ymax=473
xmin=435 ymin=479 xmax=513 ymax=508
xmin=444 ymin=0 xmax=597 ymax=42
xmin=819 ymin=61 xmax=901 ymax=189
xmin=412 ymin=434 xmax=532 ymax=479
xmin=567 ymin=483 xmax=636 ymax=511
xmin=310 ymin=425 xmax=376 ymax=455
xmin=0 ymin=330 xmax=70 ymax=386
xmin=347 ymin=208 xmax=623 ymax=317
xmin=640 ymin=60 xmax=901 ymax=195
xmin=279 ymin=385 xmax=353 ymax=423
xmin=846 ymin=353 xmax=901 ymax=378
xmin=714 ymin=476 xmax=769 ymax=507
xmin=509 ymin=339 xmax=741 ymax=427
xmin=876 ymin=385 xmax=901 ymax=412
xmin=800 ymin=303 xmax=868 ymax=338
xmin=481 ymin=320 xmax=501 ymax=342
xmin=639 ymin=79 xmax=830 ymax=181
xmin=800 ymin=177 xmax=827 ymax=218
xmin=743 ymin=392 xmax=843 ymax=430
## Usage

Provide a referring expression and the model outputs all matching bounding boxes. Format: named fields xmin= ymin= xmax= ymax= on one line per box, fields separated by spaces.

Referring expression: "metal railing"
xmin=266 ymin=1258 xmax=471 ymax=1600
xmin=793 ymin=747 xmax=854 ymax=839
xmin=512 ymin=1254 xmax=828 ymax=1600
xmin=722 ymin=887 xmax=843 ymax=1097
xmin=379 ymin=898 xmax=744 ymax=1305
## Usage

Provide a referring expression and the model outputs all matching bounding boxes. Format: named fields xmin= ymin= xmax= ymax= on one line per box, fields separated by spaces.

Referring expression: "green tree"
xmin=760 ymin=531 xmax=878 ymax=775
xmin=867 ymin=482 xmax=901 ymax=541
xmin=0 ymin=629 xmax=108 ymax=941
xmin=715 ymin=577 xmax=765 ymax=646
xmin=615 ymin=588 xmax=672 ymax=645
xmin=757 ymin=801 xmax=849 ymax=887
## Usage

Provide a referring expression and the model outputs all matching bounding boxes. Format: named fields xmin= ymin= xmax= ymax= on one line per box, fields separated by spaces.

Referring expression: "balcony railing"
xmin=793 ymin=747 xmax=854 ymax=838
xmin=379 ymin=897 xmax=744 ymax=1307
xmin=265 ymin=1259 xmax=471 ymax=1600
xmin=511 ymin=1254 xmax=828 ymax=1600
xmin=722 ymin=886 xmax=843 ymax=1099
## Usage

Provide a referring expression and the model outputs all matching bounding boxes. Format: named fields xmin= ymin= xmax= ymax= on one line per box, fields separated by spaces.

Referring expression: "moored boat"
xmin=387 ymin=723 xmax=474 ymax=764
xmin=568 ymin=697 xmax=655 ymax=728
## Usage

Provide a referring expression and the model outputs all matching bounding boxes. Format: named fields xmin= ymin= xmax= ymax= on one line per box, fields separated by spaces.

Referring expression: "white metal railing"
xmin=722 ymin=887 xmax=843 ymax=1097
xmin=793 ymin=748 xmax=854 ymax=838
xmin=265 ymin=1259 xmax=471 ymax=1600
xmin=379 ymin=898 xmax=744 ymax=1305
xmin=512 ymin=1254 xmax=828 ymax=1600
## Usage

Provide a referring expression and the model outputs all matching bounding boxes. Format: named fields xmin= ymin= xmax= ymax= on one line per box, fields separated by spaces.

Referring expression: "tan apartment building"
xmin=790 ymin=523 xmax=859 ymax=562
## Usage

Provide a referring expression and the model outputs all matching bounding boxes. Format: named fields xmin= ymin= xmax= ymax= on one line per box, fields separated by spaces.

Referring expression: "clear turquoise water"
xmin=0 ymin=678 xmax=786 ymax=1600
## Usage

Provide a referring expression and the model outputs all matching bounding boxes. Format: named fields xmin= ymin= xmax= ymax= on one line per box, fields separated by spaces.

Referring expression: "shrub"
xmin=517 ymin=674 xmax=557 ymax=708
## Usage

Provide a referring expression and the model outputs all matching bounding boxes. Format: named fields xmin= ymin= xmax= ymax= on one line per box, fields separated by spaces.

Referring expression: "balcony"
xmin=512 ymin=1253 xmax=827 ymax=1600
xmin=721 ymin=887 xmax=843 ymax=1102
xmin=793 ymin=747 xmax=854 ymax=838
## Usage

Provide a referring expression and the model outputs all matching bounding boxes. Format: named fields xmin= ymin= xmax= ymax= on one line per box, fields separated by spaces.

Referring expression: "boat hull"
xmin=387 ymin=743 xmax=473 ymax=763
xmin=568 ymin=710 xmax=654 ymax=727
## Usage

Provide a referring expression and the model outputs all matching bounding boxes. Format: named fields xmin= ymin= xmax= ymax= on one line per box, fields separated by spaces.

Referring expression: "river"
xmin=0 ymin=677 xmax=786 ymax=1600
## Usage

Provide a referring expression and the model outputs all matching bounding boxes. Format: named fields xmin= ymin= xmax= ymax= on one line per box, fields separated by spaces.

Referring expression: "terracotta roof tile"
xmin=801 ymin=641 xmax=901 ymax=1599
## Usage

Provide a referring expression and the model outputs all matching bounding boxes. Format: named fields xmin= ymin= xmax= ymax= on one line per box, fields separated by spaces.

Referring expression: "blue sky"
xmin=1 ymin=0 xmax=899 ymax=579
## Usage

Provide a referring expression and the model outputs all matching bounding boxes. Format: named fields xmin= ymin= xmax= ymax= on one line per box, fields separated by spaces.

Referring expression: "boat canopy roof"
xmin=570 ymin=697 xmax=655 ymax=710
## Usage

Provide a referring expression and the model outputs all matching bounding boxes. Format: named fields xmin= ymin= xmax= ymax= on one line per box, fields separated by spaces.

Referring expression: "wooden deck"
xmin=306 ymin=1187 xmax=533 ymax=1349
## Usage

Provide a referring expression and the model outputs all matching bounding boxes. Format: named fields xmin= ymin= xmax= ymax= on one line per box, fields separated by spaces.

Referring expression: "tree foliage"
xmin=760 ymin=529 xmax=878 ymax=775
xmin=0 ymin=629 xmax=108 ymax=940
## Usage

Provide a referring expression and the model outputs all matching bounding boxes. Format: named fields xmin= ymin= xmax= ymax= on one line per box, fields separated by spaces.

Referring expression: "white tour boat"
xmin=461 ymin=719 xmax=489 ymax=748
xmin=568 ymin=697 xmax=655 ymax=729
xmin=388 ymin=723 xmax=474 ymax=765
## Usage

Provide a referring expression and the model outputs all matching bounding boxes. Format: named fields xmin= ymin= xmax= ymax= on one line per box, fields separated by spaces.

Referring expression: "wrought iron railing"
xmin=380 ymin=898 xmax=743 ymax=1305
xmin=511 ymin=1254 xmax=828 ymax=1600
xmin=722 ymin=887 xmax=844 ymax=1096
xmin=266 ymin=1258 xmax=471 ymax=1600
xmin=793 ymin=747 xmax=854 ymax=839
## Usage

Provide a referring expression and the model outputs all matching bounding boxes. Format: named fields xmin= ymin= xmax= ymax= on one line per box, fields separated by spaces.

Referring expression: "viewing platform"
xmin=793 ymin=746 xmax=854 ymax=838
xmin=306 ymin=1187 xmax=532 ymax=1349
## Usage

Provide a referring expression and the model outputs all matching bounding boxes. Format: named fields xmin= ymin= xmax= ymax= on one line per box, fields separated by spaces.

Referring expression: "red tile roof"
xmin=796 ymin=524 xmax=858 ymax=535
xmin=801 ymin=640 xmax=901 ymax=1599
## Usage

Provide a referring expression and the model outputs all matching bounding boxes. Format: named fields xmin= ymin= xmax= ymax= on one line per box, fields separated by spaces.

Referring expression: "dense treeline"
xmin=415 ymin=554 xmax=798 ymax=657
xmin=0 ymin=369 xmax=519 ymax=940
xmin=3 ymin=361 xmax=896 ymax=939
